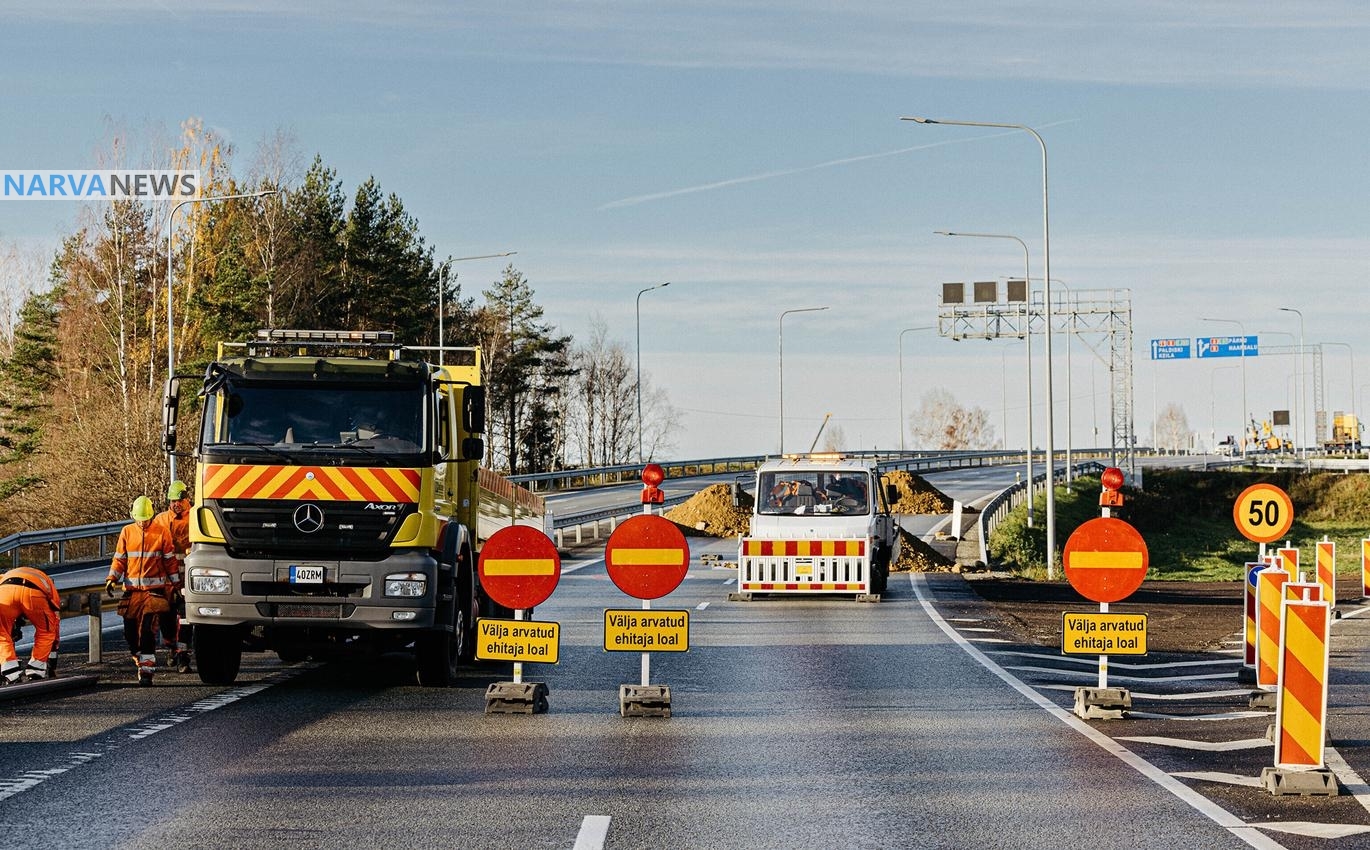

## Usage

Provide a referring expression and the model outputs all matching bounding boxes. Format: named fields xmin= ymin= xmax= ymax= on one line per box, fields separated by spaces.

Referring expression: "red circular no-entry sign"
xmin=478 ymin=525 xmax=561 ymax=610
xmin=1062 ymin=516 xmax=1149 ymax=604
xmin=605 ymin=514 xmax=690 ymax=600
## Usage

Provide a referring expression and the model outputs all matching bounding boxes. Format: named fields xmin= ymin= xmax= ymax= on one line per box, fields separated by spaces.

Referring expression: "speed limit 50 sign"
xmin=1233 ymin=483 xmax=1294 ymax=544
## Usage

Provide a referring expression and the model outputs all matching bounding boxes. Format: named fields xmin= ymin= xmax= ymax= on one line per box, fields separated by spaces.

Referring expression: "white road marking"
xmin=1257 ymin=822 xmax=1370 ymax=840
xmin=1125 ymin=710 xmax=1272 ymax=722
xmin=1004 ymin=665 xmax=1237 ymax=684
xmin=989 ymin=650 xmax=1240 ymax=670
xmin=944 ymin=617 xmax=982 ymax=623
xmin=572 ymin=815 xmax=611 ymax=850
xmin=695 ymin=602 xmax=710 ymax=611
xmin=1118 ymin=736 xmax=1270 ymax=752
xmin=561 ymin=558 xmax=605 ymax=575
xmin=910 ymin=574 xmax=1286 ymax=850
xmin=0 ymin=665 xmax=312 ymax=803
xmin=1325 ymin=745 xmax=1370 ymax=817
xmin=1170 ymin=771 xmax=1264 ymax=788
xmin=1337 ymin=605 xmax=1370 ymax=620
xmin=955 ymin=627 xmax=999 ymax=633
xmin=966 ymin=637 xmax=1013 ymax=644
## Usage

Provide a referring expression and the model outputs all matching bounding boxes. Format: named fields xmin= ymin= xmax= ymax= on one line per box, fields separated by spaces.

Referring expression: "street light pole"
xmin=1200 ymin=317 xmax=1249 ymax=459
xmin=442 ymin=252 xmax=517 ymax=365
xmin=1323 ymin=341 xmax=1356 ymax=446
xmin=1278 ymin=308 xmax=1306 ymax=456
xmin=636 ymin=282 xmax=671 ymax=463
xmin=911 ymin=114 xmax=1054 ymax=573
xmin=898 ymin=326 xmax=935 ymax=452
xmin=165 ymin=188 xmax=278 ymax=479
xmin=779 ymin=307 xmax=829 ymax=454
xmin=934 ymin=230 xmax=1035 ymax=519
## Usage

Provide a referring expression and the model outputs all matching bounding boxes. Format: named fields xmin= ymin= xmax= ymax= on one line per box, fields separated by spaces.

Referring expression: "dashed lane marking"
xmin=1325 ymin=745 xmax=1370 ymax=818
xmin=695 ymin=602 xmax=710 ymax=611
xmin=572 ymin=815 xmax=611 ymax=850
xmin=1118 ymin=736 xmax=1270 ymax=752
xmin=0 ymin=665 xmax=313 ymax=803
xmin=1125 ymin=710 xmax=1272 ymax=722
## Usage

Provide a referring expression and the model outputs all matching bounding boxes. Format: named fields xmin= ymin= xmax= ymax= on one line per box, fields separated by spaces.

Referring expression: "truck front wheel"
xmin=415 ymin=628 xmax=459 ymax=687
xmin=195 ymin=624 xmax=243 ymax=685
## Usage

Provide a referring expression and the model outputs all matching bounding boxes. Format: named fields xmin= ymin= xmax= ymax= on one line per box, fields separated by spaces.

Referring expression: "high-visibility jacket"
xmin=152 ymin=501 xmax=191 ymax=559
xmin=108 ymin=521 xmax=179 ymax=592
xmin=0 ymin=566 xmax=61 ymax=664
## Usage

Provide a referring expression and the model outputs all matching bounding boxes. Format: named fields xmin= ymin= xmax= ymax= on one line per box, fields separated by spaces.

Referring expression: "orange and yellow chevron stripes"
xmin=1275 ymin=600 xmax=1330 ymax=769
xmin=740 ymin=582 xmax=862 ymax=591
xmin=203 ymin=464 xmax=421 ymax=502
xmin=742 ymin=539 xmax=866 ymax=557
xmin=1257 ymin=567 xmax=1290 ymax=689
xmin=1316 ymin=540 xmax=1336 ymax=607
xmin=1362 ymin=537 xmax=1370 ymax=598
xmin=1244 ymin=562 xmax=1262 ymax=667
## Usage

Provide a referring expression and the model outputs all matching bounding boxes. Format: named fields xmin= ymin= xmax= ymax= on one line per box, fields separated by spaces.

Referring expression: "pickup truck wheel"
xmin=195 ymin=624 xmax=242 ymax=685
xmin=870 ymin=548 xmax=890 ymax=595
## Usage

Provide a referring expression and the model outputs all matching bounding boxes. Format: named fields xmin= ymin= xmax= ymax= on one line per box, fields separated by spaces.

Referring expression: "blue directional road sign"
xmin=1196 ymin=335 xmax=1259 ymax=358
xmin=1150 ymin=338 xmax=1192 ymax=360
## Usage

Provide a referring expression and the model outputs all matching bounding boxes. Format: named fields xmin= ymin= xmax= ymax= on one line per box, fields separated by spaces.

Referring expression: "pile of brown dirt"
xmin=881 ymin=470 xmax=953 ymax=514
xmin=892 ymin=527 xmax=956 ymax=572
xmin=663 ymin=484 xmax=753 ymax=538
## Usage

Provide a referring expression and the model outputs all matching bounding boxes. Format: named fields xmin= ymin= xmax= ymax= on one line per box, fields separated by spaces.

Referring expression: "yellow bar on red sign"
xmin=482 ymin=558 xmax=557 ymax=576
xmin=1068 ymin=551 xmax=1145 ymax=570
xmin=611 ymin=548 xmax=686 ymax=567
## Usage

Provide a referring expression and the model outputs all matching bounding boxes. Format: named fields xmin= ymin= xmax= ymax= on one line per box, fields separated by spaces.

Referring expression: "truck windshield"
xmin=207 ymin=383 xmax=426 ymax=455
xmin=758 ymin=471 xmax=871 ymax=516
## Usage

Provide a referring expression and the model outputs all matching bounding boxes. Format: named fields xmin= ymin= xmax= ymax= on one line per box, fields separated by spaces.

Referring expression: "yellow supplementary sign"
xmin=603 ymin=609 xmax=690 ymax=652
xmin=475 ymin=618 xmax=560 ymax=663
xmin=1061 ymin=612 xmax=1148 ymax=655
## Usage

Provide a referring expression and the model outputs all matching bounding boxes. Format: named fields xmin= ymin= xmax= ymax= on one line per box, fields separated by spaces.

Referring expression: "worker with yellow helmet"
xmin=106 ymin=495 xmax=178 ymax=686
xmin=153 ymin=481 xmax=193 ymax=673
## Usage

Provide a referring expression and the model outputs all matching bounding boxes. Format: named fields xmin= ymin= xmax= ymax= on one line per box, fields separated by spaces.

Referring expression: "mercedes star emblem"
xmin=293 ymin=503 xmax=325 ymax=534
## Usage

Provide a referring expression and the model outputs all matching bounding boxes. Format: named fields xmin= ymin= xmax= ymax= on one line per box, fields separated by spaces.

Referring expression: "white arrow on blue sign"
xmin=1150 ymin=338 xmax=1192 ymax=360
xmin=1196 ymin=335 xmax=1259 ymax=358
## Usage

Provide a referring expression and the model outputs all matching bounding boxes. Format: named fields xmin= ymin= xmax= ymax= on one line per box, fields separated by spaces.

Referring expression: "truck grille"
xmin=212 ymin=499 xmax=411 ymax=560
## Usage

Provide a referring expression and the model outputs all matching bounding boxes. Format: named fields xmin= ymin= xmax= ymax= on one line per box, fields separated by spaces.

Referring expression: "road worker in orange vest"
xmin=153 ymin=480 xmax=193 ymax=673
xmin=107 ymin=496 xmax=179 ymax=686
xmin=0 ymin=566 xmax=61 ymax=684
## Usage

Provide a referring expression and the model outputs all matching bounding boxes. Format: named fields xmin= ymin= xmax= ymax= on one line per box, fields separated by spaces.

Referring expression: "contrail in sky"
xmin=598 ymin=121 xmax=1078 ymax=211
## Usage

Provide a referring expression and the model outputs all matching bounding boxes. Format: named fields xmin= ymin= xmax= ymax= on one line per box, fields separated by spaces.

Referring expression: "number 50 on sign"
xmin=1234 ymin=483 xmax=1294 ymax=544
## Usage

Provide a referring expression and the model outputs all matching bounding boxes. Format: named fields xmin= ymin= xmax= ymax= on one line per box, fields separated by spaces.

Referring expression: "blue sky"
xmin=3 ymin=2 xmax=1368 ymax=458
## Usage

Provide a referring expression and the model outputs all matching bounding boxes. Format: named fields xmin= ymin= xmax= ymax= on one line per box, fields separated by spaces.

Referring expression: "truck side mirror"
xmin=884 ymin=484 xmax=899 ymax=509
xmin=461 ymin=437 xmax=484 ymax=462
xmin=162 ymin=377 xmax=180 ymax=452
xmin=462 ymin=385 xmax=486 ymax=434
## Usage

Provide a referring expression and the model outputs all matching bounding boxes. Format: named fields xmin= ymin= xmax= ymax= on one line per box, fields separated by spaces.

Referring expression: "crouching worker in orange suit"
xmin=0 ymin=566 xmax=61 ymax=684
xmin=107 ymin=496 xmax=179 ymax=686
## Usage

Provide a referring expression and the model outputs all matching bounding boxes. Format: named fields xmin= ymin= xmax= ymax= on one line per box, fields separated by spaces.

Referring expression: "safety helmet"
xmin=167 ymin=480 xmax=188 ymax=501
xmin=131 ymin=496 xmax=155 ymax=522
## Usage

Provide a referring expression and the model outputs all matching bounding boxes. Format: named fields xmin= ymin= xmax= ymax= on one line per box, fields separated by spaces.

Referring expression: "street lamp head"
xmin=900 ymin=116 xmax=934 ymax=124
xmin=933 ymin=230 xmax=955 ymax=236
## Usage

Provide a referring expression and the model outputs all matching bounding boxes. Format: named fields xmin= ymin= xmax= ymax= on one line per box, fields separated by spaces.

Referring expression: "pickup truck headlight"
xmin=189 ymin=568 xmax=231 ymax=594
xmin=384 ymin=572 xmax=427 ymax=598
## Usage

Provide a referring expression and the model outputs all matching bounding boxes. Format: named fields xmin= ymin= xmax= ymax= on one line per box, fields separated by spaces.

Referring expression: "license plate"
xmin=289 ymin=565 xmax=325 ymax=584
xmin=277 ymin=603 xmax=339 ymax=619
xmin=794 ymin=559 xmax=813 ymax=576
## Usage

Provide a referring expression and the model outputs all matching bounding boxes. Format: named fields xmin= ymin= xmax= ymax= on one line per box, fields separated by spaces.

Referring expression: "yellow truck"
xmin=163 ymin=330 xmax=545 ymax=686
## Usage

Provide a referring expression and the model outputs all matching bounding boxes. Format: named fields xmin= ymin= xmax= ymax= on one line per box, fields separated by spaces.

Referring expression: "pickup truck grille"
xmin=211 ymin=499 xmax=411 ymax=560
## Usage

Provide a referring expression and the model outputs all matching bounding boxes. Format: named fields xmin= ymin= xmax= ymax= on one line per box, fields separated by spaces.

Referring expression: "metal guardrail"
xmin=0 ymin=520 xmax=125 ymax=574
xmin=976 ymin=461 xmax=1107 ymax=568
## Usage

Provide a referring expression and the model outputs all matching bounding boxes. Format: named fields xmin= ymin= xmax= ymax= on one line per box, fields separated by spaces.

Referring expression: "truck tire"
xmin=870 ymin=547 xmax=891 ymax=595
xmin=456 ymin=556 xmax=479 ymax=665
xmin=195 ymin=624 xmax=243 ymax=685
xmin=414 ymin=628 xmax=459 ymax=687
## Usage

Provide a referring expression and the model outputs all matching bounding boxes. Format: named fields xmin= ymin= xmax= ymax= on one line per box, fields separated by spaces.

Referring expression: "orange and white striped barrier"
xmin=1283 ymin=581 xmax=1322 ymax=603
xmin=1315 ymin=538 xmax=1336 ymax=608
xmin=1256 ymin=565 xmax=1290 ymax=690
xmin=1243 ymin=562 xmax=1264 ymax=669
xmin=1278 ymin=543 xmax=1299 ymax=575
xmin=1262 ymin=596 xmax=1336 ymax=795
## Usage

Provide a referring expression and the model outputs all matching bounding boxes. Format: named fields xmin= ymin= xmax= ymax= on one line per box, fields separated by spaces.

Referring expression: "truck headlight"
xmin=384 ymin=572 xmax=427 ymax=598
xmin=189 ymin=568 xmax=231 ymax=594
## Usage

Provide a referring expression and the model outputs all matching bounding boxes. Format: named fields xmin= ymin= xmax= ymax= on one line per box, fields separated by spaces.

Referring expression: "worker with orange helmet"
xmin=107 ymin=496 xmax=178 ymax=686
xmin=0 ymin=566 xmax=61 ymax=685
xmin=153 ymin=480 xmax=193 ymax=672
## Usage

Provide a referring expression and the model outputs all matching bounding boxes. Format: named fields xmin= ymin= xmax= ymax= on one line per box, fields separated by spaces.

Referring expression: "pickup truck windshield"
xmin=207 ymin=383 xmax=426 ymax=454
xmin=758 ymin=471 xmax=871 ymax=516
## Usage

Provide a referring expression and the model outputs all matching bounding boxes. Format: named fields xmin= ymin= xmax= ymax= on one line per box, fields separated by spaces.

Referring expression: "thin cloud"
xmin=599 ymin=121 xmax=1077 ymax=210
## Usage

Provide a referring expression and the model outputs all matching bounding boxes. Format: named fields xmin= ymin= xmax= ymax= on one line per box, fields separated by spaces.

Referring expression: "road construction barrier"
xmin=1315 ymin=539 xmax=1335 ymax=607
xmin=1264 ymin=596 xmax=1336 ymax=795
xmin=1256 ymin=566 xmax=1290 ymax=690
xmin=1362 ymin=537 xmax=1369 ymax=599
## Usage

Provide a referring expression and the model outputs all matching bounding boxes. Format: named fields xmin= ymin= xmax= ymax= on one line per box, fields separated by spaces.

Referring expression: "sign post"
xmin=477 ymin=525 xmax=562 ymax=714
xmin=1062 ymin=510 xmax=1149 ymax=720
xmin=604 ymin=510 xmax=690 ymax=717
xmin=1232 ymin=483 xmax=1295 ymax=690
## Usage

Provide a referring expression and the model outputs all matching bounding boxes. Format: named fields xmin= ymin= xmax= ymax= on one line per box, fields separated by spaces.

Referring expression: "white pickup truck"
xmin=732 ymin=454 xmax=900 ymax=602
